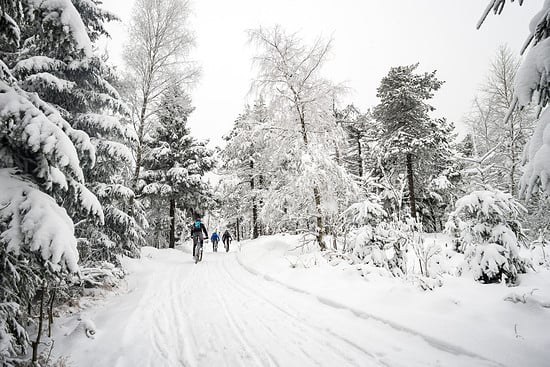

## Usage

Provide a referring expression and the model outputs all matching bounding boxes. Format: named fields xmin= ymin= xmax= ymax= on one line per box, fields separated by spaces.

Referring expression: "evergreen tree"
xmin=335 ymin=104 xmax=373 ymax=181
xmin=221 ymin=98 xmax=271 ymax=239
xmin=5 ymin=0 xmax=146 ymax=263
xmin=0 ymin=1 xmax=104 ymax=363
xmin=446 ymin=189 xmax=528 ymax=285
xmin=140 ymin=84 xmax=214 ymax=248
xmin=373 ymin=63 xmax=451 ymax=223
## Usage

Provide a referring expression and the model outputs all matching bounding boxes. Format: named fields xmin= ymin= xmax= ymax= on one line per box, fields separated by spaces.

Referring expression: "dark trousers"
xmin=192 ymin=235 xmax=203 ymax=256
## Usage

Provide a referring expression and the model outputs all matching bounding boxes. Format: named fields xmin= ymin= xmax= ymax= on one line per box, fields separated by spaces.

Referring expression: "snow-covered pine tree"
xmin=221 ymin=98 xmax=271 ymax=239
xmin=0 ymin=1 xmax=103 ymax=363
xmin=335 ymin=104 xmax=375 ymax=182
xmin=478 ymin=1 xmax=550 ymax=199
xmin=445 ymin=189 xmax=528 ymax=285
xmin=6 ymin=0 xmax=146 ymax=263
xmin=373 ymin=64 xmax=455 ymax=227
xmin=140 ymin=83 xmax=214 ymax=248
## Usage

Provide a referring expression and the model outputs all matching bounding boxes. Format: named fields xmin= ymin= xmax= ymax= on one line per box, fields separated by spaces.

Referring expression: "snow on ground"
xmin=50 ymin=235 xmax=550 ymax=367
xmin=236 ymin=234 xmax=550 ymax=367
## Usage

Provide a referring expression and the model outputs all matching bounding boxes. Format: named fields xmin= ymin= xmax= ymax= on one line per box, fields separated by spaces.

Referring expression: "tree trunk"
xmin=48 ymin=287 xmax=56 ymax=338
xmin=258 ymin=174 xmax=264 ymax=237
xmin=509 ymin=117 xmax=517 ymax=196
xmin=252 ymin=202 xmax=258 ymax=239
xmin=236 ymin=217 xmax=241 ymax=242
xmin=32 ymin=283 xmax=46 ymax=363
xmin=406 ymin=153 xmax=417 ymax=220
xmin=357 ymin=134 xmax=363 ymax=178
xmin=313 ymin=186 xmax=327 ymax=250
xmin=132 ymin=95 xmax=149 ymax=190
xmin=299 ymin=110 xmax=326 ymax=250
xmin=169 ymin=197 xmax=176 ymax=249
xmin=251 ymin=160 xmax=259 ymax=239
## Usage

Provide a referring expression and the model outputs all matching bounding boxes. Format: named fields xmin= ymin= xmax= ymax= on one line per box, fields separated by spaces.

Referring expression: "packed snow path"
xmin=57 ymin=246 xmax=504 ymax=367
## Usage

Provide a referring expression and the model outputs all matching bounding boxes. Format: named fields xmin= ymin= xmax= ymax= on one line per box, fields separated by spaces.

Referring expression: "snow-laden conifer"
xmin=5 ymin=0 xmax=146 ymax=263
xmin=220 ymin=98 xmax=271 ymax=238
xmin=140 ymin=84 xmax=214 ymax=248
xmin=446 ymin=189 xmax=528 ymax=284
xmin=0 ymin=2 xmax=105 ymax=362
xmin=372 ymin=63 xmax=454 ymax=226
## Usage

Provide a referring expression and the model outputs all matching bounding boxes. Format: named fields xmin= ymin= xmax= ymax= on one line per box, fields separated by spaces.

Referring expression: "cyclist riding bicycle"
xmin=190 ymin=217 xmax=208 ymax=262
xmin=211 ymin=231 xmax=220 ymax=251
xmin=222 ymin=229 xmax=232 ymax=252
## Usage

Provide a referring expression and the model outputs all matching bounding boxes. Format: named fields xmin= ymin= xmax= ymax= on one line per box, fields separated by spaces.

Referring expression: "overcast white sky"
xmin=100 ymin=0 xmax=541 ymax=147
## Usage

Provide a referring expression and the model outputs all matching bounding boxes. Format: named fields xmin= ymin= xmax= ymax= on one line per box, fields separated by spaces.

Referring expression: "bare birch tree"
xmin=465 ymin=45 xmax=534 ymax=195
xmin=123 ymin=0 xmax=199 ymax=188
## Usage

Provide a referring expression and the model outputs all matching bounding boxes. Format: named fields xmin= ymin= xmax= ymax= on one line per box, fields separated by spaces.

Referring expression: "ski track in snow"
xmin=59 ymin=250 xmax=505 ymax=367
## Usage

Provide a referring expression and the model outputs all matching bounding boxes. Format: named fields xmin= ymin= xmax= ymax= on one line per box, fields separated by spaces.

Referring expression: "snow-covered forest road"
xmin=54 ymin=245 xmax=505 ymax=367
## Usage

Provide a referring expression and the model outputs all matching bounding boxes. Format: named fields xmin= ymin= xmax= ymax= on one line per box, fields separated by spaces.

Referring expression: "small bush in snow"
xmin=343 ymin=219 xmax=413 ymax=277
xmin=410 ymin=234 xmax=443 ymax=278
xmin=445 ymin=189 xmax=529 ymax=285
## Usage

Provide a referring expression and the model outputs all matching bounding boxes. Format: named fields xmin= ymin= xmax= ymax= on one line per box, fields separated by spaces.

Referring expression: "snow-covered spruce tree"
xmin=334 ymin=104 xmax=375 ymax=182
xmin=5 ymin=0 xmax=146 ymax=263
xmin=0 ymin=2 xmax=103 ymax=363
xmin=341 ymin=194 xmax=386 ymax=258
xmin=248 ymin=26 xmax=360 ymax=249
xmin=332 ymin=195 xmax=421 ymax=278
xmin=123 ymin=0 xmax=199 ymax=190
xmin=140 ymin=84 xmax=214 ymax=249
xmin=478 ymin=1 xmax=550 ymax=199
xmin=221 ymin=98 xmax=271 ymax=239
xmin=445 ymin=189 xmax=528 ymax=284
xmin=373 ymin=64 xmax=455 ymax=228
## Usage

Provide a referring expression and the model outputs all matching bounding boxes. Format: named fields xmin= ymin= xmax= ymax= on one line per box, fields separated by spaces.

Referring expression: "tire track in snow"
xmin=229 ymin=252 xmax=504 ymax=367
xmin=215 ymin=254 xmax=383 ymax=367
xmin=61 ymin=247 xmax=504 ymax=367
xmin=220 ymin=259 xmax=372 ymax=364
xmin=147 ymin=258 xmax=196 ymax=367
xmin=177 ymin=254 xmax=268 ymax=367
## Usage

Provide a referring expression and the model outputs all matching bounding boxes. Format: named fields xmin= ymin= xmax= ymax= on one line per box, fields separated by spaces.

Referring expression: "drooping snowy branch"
xmin=26 ymin=0 xmax=93 ymax=56
xmin=0 ymin=80 xmax=86 ymax=184
xmin=0 ymin=169 xmax=80 ymax=273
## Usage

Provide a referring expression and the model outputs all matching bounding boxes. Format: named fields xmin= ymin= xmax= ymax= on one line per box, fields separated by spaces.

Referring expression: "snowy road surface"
xmin=55 ymin=246 xmax=504 ymax=367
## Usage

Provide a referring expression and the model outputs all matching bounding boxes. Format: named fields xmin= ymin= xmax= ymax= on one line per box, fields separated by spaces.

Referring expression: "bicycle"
xmin=212 ymin=239 xmax=219 ymax=252
xmin=223 ymin=238 xmax=231 ymax=252
xmin=192 ymin=234 xmax=204 ymax=263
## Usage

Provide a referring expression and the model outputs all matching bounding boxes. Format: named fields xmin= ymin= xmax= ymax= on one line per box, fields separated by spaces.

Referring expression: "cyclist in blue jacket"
xmin=211 ymin=231 xmax=220 ymax=251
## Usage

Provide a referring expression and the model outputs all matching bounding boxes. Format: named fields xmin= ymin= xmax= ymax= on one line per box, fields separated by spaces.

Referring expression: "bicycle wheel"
xmin=199 ymin=244 xmax=203 ymax=262
xmin=193 ymin=238 xmax=199 ymax=263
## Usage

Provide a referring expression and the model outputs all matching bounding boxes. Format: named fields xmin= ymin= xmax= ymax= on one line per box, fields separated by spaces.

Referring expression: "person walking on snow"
xmin=190 ymin=217 xmax=208 ymax=259
xmin=222 ymin=229 xmax=232 ymax=252
xmin=211 ymin=231 xmax=220 ymax=251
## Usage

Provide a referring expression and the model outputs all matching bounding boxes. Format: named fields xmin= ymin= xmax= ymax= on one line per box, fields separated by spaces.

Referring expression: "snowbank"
xmin=237 ymin=235 xmax=550 ymax=367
